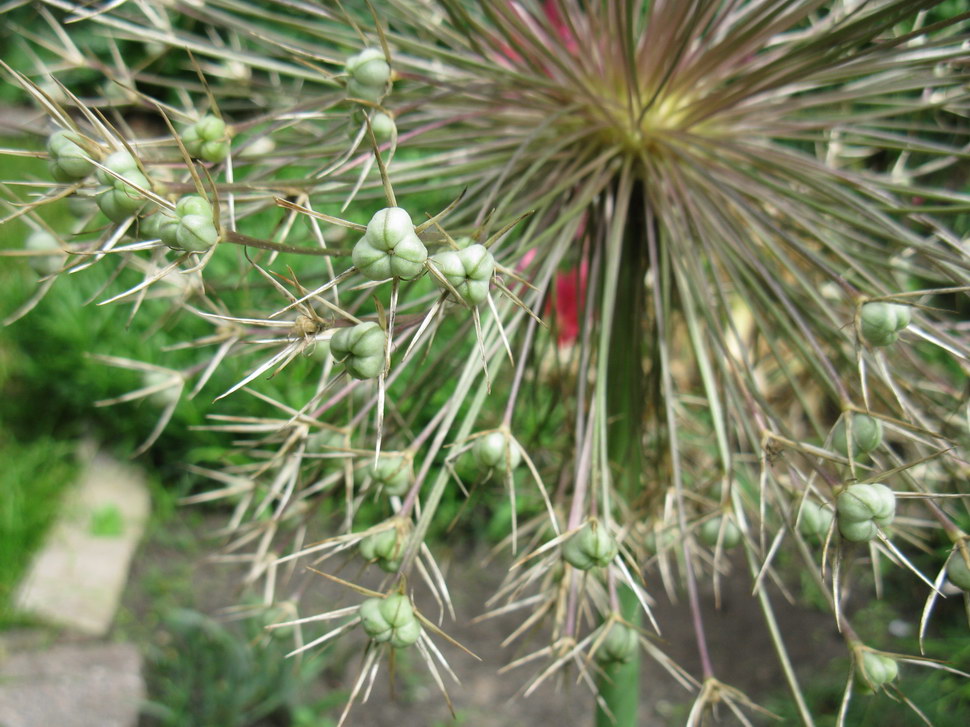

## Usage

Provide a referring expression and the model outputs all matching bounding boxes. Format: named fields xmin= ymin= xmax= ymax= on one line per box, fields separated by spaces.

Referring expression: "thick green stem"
xmin=595 ymin=184 xmax=648 ymax=726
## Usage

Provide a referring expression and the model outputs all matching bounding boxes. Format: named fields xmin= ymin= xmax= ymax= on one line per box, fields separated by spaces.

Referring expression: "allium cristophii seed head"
xmin=831 ymin=414 xmax=884 ymax=458
xmin=329 ymin=322 xmax=386 ymax=379
xmin=837 ymin=484 xmax=896 ymax=542
xmin=353 ymin=207 xmax=427 ymax=280
xmin=562 ymin=520 xmax=618 ymax=570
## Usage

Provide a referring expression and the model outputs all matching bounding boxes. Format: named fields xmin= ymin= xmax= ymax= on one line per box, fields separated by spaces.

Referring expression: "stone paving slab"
xmin=14 ymin=452 xmax=150 ymax=636
xmin=0 ymin=641 xmax=143 ymax=727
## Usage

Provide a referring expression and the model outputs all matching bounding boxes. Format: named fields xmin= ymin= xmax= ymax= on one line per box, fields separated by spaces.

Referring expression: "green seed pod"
xmin=388 ymin=618 xmax=422 ymax=649
xmin=346 ymin=79 xmax=385 ymax=103
xmin=143 ymin=208 xmax=180 ymax=247
xmin=306 ymin=428 xmax=343 ymax=453
xmin=351 ymin=110 xmax=396 ymax=143
xmin=860 ymin=302 xmax=911 ymax=347
xmin=858 ymin=652 xmax=898 ymax=688
xmin=699 ymin=516 xmax=742 ymax=549
xmin=182 ymin=116 xmax=230 ymax=162
xmin=430 ymin=243 xmax=495 ymax=305
xmin=947 ymin=552 xmax=970 ymax=591
xmin=369 ymin=453 xmax=411 ymax=496
xmin=95 ymin=150 xmax=139 ymax=185
xmin=353 ymin=207 xmax=428 ymax=281
xmin=175 ymin=195 xmax=213 ymax=219
xmin=562 ymin=521 xmax=618 ymax=570
xmin=330 ymin=321 xmax=386 ymax=379
xmin=643 ymin=528 xmax=677 ymax=555
xmin=358 ymin=598 xmax=393 ymax=643
xmin=798 ymin=500 xmax=834 ymax=540
xmin=359 ymin=528 xmax=403 ymax=572
xmin=47 ymin=130 xmax=95 ymax=181
xmin=836 ymin=483 xmax=895 ymax=542
xmin=96 ymin=169 xmax=150 ymax=222
xmin=174 ymin=214 xmax=220 ymax=252
xmin=831 ymin=413 xmax=883 ymax=458
xmin=597 ymin=622 xmax=638 ymax=665
xmin=143 ymin=371 xmax=179 ymax=408
xmin=472 ymin=431 xmax=521 ymax=471
xmin=24 ymin=230 xmax=65 ymax=276
xmin=345 ymin=48 xmax=391 ymax=89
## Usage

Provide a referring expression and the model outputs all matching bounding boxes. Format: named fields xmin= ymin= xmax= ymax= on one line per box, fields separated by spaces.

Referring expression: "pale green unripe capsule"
xmin=473 ymin=431 xmax=521 ymax=471
xmin=345 ymin=48 xmax=391 ymax=89
xmin=359 ymin=528 xmax=402 ymax=572
xmin=95 ymin=150 xmax=139 ymax=184
xmin=597 ymin=622 xmax=638 ymax=665
xmin=353 ymin=207 xmax=428 ymax=281
xmin=562 ymin=521 xmax=618 ymax=570
xmin=47 ymin=130 xmax=95 ymax=181
xmin=346 ymin=79 xmax=385 ymax=103
xmin=836 ymin=483 xmax=895 ymax=542
xmin=176 ymin=195 xmax=213 ymax=218
xmin=142 ymin=370 xmax=180 ymax=408
xmin=306 ymin=428 xmax=343 ymax=452
xmin=182 ymin=115 xmax=230 ymax=162
xmin=24 ymin=230 xmax=65 ymax=276
xmin=798 ymin=500 xmax=834 ymax=540
xmin=174 ymin=214 xmax=219 ymax=252
xmin=96 ymin=169 xmax=149 ymax=222
xmin=351 ymin=110 xmax=396 ymax=143
xmin=369 ymin=454 xmax=411 ymax=496
xmin=947 ymin=552 xmax=970 ymax=591
xmin=643 ymin=528 xmax=677 ymax=555
xmin=858 ymin=652 xmax=898 ymax=688
xmin=699 ymin=516 xmax=741 ymax=549
xmin=430 ymin=243 xmax=495 ymax=305
xmin=359 ymin=594 xmax=421 ymax=648
xmin=831 ymin=413 xmax=883 ymax=458
xmin=860 ymin=302 xmax=911 ymax=346
xmin=330 ymin=321 xmax=386 ymax=379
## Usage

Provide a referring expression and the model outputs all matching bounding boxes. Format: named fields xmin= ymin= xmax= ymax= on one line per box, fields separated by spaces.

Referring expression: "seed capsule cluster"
xmin=430 ymin=244 xmax=496 ymax=306
xmin=353 ymin=207 xmax=428 ymax=281
xmin=860 ymin=301 xmax=911 ymax=347
xmin=947 ymin=552 xmax=970 ymax=591
xmin=597 ymin=622 xmax=638 ymax=665
xmin=831 ymin=413 xmax=883 ymax=458
xmin=345 ymin=47 xmax=391 ymax=102
xmin=96 ymin=151 xmax=149 ymax=222
xmin=699 ymin=516 xmax=742 ymax=549
xmin=147 ymin=195 xmax=219 ymax=252
xmin=330 ymin=321 xmax=386 ymax=379
xmin=562 ymin=520 xmax=618 ymax=570
xmin=837 ymin=483 xmax=895 ymax=542
xmin=798 ymin=501 xmax=834 ymax=540
xmin=182 ymin=115 xmax=231 ymax=162
xmin=358 ymin=593 xmax=422 ymax=648
xmin=369 ymin=453 xmax=412 ymax=496
xmin=47 ymin=130 xmax=96 ymax=182
xmin=858 ymin=652 xmax=898 ymax=689
xmin=358 ymin=527 xmax=404 ymax=572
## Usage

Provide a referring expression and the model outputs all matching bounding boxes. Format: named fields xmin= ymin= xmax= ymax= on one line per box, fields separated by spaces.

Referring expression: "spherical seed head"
xmin=598 ymin=622 xmax=638 ymax=665
xmin=346 ymin=47 xmax=390 ymax=88
xmin=473 ymin=431 xmax=521 ymax=470
xmin=176 ymin=195 xmax=213 ymax=219
xmin=25 ymin=230 xmax=64 ymax=276
xmin=175 ymin=214 xmax=220 ymax=252
xmin=947 ymin=553 xmax=970 ymax=591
